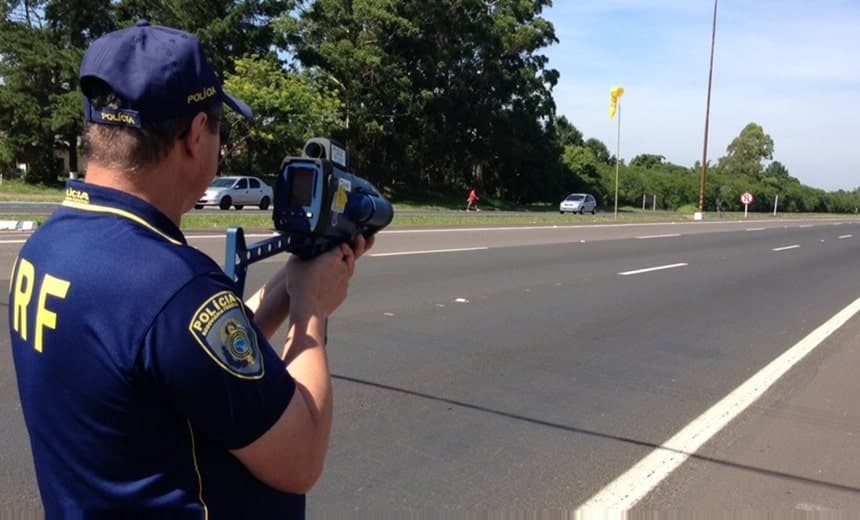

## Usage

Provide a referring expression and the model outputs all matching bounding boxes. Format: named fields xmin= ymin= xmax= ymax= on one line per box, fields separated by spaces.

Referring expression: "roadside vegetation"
xmin=1 ymin=179 xmax=855 ymax=232
xmin=0 ymin=180 xmax=64 ymax=202
xmin=2 ymin=1 xmax=859 ymax=217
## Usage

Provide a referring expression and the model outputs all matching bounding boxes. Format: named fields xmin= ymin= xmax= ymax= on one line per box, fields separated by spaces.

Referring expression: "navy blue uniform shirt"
xmin=9 ymin=181 xmax=304 ymax=518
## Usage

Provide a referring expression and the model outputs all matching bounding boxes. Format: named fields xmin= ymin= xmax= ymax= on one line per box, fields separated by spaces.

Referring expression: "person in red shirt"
xmin=466 ymin=188 xmax=479 ymax=211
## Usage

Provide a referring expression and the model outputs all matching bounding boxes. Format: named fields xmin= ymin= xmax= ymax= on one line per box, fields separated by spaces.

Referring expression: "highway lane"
xmin=1 ymin=218 xmax=859 ymax=515
xmin=307 ymin=220 xmax=860 ymax=513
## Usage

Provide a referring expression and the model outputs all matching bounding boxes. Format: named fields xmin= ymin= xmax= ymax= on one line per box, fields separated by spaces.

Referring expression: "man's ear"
xmin=181 ymin=112 xmax=209 ymax=158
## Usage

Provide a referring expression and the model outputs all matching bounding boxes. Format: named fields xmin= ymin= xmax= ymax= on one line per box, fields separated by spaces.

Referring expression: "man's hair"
xmin=82 ymin=78 xmax=222 ymax=173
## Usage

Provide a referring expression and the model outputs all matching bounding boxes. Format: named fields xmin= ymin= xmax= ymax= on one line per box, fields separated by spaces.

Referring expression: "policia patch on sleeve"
xmin=188 ymin=291 xmax=264 ymax=379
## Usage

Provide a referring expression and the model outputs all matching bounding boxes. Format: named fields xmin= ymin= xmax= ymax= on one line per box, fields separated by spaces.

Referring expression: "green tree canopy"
xmin=221 ymin=55 xmax=343 ymax=176
xmin=114 ymin=0 xmax=293 ymax=77
xmin=630 ymin=154 xmax=665 ymax=170
xmin=562 ymin=145 xmax=598 ymax=180
xmin=585 ymin=137 xmax=611 ymax=164
xmin=0 ymin=0 xmax=114 ymax=183
xmin=762 ymin=160 xmax=797 ymax=182
xmin=719 ymin=122 xmax=774 ymax=177
xmin=554 ymin=115 xmax=584 ymax=148
xmin=0 ymin=0 xmax=293 ymax=183
xmin=290 ymin=0 xmax=559 ymax=198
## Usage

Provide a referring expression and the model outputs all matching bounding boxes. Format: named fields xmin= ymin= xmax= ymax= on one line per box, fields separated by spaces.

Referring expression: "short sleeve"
xmin=141 ymin=274 xmax=295 ymax=450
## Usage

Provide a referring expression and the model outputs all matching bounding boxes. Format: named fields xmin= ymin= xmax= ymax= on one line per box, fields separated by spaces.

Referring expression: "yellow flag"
xmin=609 ymin=86 xmax=625 ymax=119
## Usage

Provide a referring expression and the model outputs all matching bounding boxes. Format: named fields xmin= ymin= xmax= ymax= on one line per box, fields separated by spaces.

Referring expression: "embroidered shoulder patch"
xmin=188 ymin=290 xmax=264 ymax=379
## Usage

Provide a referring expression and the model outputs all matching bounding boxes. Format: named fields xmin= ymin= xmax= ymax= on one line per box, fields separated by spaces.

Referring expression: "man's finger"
xmin=340 ymin=243 xmax=356 ymax=276
xmin=352 ymin=235 xmax=367 ymax=258
xmin=362 ymin=235 xmax=375 ymax=255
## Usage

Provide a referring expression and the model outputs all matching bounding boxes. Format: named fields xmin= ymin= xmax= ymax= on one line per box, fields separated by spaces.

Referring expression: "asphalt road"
xmin=2 ymin=217 xmax=860 ymax=516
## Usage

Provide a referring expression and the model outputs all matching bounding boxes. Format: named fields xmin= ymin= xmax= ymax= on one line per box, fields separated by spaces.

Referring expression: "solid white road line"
xmin=772 ymin=244 xmax=800 ymax=252
xmin=187 ymin=232 xmax=277 ymax=240
xmin=575 ymin=295 xmax=860 ymax=516
xmin=838 ymin=234 xmax=853 ymax=240
xmin=370 ymin=246 xmax=489 ymax=257
xmin=635 ymin=233 xmax=681 ymax=240
xmin=618 ymin=263 xmax=688 ymax=276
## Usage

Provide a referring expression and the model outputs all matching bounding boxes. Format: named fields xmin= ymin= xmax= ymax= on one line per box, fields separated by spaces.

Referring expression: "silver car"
xmin=195 ymin=176 xmax=273 ymax=210
xmin=559 ymin=193 xmax=597 ymax=214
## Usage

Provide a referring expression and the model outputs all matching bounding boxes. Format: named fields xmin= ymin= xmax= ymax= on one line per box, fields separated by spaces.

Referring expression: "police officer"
xmin=8 ymin=21 xmax=372 ymax=518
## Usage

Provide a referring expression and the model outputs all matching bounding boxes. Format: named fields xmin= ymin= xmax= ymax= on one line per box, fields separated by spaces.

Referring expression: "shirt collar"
xmin=62 ymin=180 xmax=187 ymax=245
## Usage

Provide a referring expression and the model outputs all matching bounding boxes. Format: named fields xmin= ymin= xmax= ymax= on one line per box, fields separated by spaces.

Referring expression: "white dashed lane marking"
xmin=772 ymin=245 xmax=800 ymax=252
xmin=370 ymin=247 xmax=489 ymax=257
xmin=635 ymin=233 xmax=681 ymax=240
xmin=618 ymin=263 xmax=688 ymax=276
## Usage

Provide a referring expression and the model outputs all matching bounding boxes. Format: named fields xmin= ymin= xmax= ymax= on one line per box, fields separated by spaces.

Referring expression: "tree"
xmin=115 ymin=0 xmax=293 ymax=78
xmin=291 ymin=0 xmax=559 ymax=198
xmin=290 ymin=0 xmax=423 ymax=189
xmin=718 ymin=122 xmax=774 ymax=177
xmin=763 ymin=160 xmax=788 ymax=178
xmin=1 ymin=0 xmax=293 ymax=184
xmin=716 ymin=184 xmax=733 ymax=212
xmin=630 ymin=154 xmax=665 ymax=170
xmin=554 ymin=115 xmax=583 ymax=147
xmin=584 ymin=137 xmax=611 ymax=165
xmin=221 ymin=55 xmax=343 ymax=177
xmin=0 ymin=0 xmax=113 ymax=183
xmin=562 ymin=145 xmax=598 ymax=180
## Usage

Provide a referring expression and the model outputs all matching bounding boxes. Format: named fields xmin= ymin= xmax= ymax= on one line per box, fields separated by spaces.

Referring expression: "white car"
xmin=195 ymin=176 xmax=273 ymax=210
xmin=559 ymin=193 xmax=597 ymax=214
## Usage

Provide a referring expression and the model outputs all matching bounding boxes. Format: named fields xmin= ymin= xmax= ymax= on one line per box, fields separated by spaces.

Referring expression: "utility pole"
xmin=698 ymin=0 xmax=719 ymax=213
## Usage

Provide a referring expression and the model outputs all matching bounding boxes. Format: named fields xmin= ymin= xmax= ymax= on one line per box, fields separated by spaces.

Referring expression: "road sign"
xmin=740 ymin=192 xmax=754 ymax=205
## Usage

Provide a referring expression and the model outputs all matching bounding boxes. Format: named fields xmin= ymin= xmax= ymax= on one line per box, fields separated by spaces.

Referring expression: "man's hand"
xmin=286 ymin=234 xmax=374 ymax=319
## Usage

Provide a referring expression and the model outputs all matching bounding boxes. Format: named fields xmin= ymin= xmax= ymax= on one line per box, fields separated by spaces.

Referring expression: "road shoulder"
xmin=635 ymin=312 xmax=860 ymax=515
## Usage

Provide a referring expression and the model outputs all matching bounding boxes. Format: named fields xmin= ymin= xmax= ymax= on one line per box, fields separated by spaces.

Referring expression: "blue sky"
xmin=540 ymin=0 xmax=860 ymax=191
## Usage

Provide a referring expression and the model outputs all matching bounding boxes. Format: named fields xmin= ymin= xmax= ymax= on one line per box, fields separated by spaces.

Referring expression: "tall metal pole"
xmin=614 ymin=101 xmax=621 ymax=219
xmin=698 ymin=0 xmax=718 ymax=213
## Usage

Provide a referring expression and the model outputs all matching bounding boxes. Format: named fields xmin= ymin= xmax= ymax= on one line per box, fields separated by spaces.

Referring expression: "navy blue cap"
xmin=80 ymin=20 xmax=252 ymax=128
